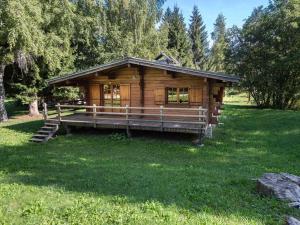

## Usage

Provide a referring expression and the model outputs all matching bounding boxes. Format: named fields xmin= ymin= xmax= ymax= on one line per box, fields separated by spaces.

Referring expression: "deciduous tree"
xmin=225 ymin=0 xmax=300 ymax=109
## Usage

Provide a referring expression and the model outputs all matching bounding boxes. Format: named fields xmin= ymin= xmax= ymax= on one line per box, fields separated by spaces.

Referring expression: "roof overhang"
xmin=47 ymin=57 xmax=240 ymax=85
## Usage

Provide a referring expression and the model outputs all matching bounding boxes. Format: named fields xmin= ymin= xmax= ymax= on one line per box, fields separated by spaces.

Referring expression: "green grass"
xmin=0 ymin=95 xmax=299 ymax=224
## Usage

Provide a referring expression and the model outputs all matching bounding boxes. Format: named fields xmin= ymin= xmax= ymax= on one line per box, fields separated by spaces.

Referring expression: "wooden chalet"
xmin=32 ymin=54 xmax=239 ymax=143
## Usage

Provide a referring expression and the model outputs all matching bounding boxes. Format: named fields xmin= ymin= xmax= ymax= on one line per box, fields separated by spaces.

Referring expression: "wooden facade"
xmin=47 ymin=56 xmax=238 ymax=140
xmin=80 ymin=66 xmax=226 ymax=123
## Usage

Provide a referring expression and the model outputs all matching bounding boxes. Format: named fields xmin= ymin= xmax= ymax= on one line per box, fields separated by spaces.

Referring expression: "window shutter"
xmin=120 ymin=84 xmax=130 ymax=106
xmin=155 ymin=88 xmax=165 ymax=105
xmin=189 ymin=87 xmax=203 ymax=105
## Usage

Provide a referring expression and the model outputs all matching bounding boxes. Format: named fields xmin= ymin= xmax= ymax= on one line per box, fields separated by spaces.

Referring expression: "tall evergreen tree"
xmin=189 ymin=6 xmax=209 ymax=70
xmin=162 ymin=6 xmax=192 ymax=66
xmin=209 ymin=13 xmax=228 ymax=72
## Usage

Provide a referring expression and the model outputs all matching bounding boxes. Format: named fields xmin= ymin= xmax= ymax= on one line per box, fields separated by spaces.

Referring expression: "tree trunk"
xmin=29 ymin=97 xmax=40 ymax=117
xmin=0 ymin=64 xmax=8 ymax=122
xmin=248 ymin=91 xmax=251 ymax=103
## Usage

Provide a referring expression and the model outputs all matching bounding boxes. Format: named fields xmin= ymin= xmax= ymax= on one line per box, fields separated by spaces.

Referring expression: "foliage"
xmin=162 ymin=6 xmax=193 ymax=66
xmin=189 ymin=6 xmax=209 ymax=70
xmin=209 ymin=14 xmax=228 ymax=72
xmin=71 ymin=0 xmax=106 ymax=70
xmin=0 ymin=0 xmax=44 ymax=120
xmin=225 ymin=0 xmax=300 ymax=109
xmin=102 ymin=0 xmax=167 ymax=61
xmin=0 ymin=96 xmax=299 ymax=224
xmin=0 ymin=0 xmax=170 ymax=119
xmin=52 ymin=87 xmax=81 ymax=102
xmin=0 ymin=0 xmax=75 ymax=119
xmin=108 ymin=132 xmax=128 ymax=141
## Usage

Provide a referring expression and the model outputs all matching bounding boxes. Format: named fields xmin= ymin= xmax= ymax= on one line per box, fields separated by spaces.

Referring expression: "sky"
xmin=163 ymin=0 xmax=269 ymax=41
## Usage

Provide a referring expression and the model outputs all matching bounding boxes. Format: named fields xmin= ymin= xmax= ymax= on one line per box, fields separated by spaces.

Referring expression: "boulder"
xmin=286 ymin=217 xmax=300 ymax=225
xmin=256 ymin=173 xmax=300 ymax=208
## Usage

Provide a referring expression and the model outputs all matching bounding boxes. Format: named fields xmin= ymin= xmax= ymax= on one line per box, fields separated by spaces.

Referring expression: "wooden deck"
xmin=44 ymin=104 xmax=208 ymax=136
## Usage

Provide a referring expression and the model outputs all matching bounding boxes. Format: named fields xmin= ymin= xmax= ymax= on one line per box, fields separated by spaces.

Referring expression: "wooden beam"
xmin=139 ymin=66 xmax=145 ymax=111
xmin=108 ymin=72 xmax=116 ymax=80
xmin=167 ymin=71 xmax=176 ymax=78
xmin=208 ymin=79 xmax=214 ymax=124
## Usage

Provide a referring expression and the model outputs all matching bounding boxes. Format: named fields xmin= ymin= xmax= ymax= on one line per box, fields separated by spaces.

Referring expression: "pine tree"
xmin=209 ymin=13 xmax=228 ymax=72
xmin=189 ymin=6 xmax=209 ymax=70
xmin=163 ymin=6 xmax=192 ymax=66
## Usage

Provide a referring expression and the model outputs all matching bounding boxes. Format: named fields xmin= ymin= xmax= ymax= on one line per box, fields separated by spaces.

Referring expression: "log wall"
xmin=75 ymin=66 xmax=224 ymax=123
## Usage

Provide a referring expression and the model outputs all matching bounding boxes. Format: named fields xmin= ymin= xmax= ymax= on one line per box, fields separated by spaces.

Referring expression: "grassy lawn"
xmin=0 ymin=95 xmax=299 ymax=224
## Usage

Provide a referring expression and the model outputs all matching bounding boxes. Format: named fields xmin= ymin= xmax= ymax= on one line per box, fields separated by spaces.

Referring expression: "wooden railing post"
xmin=199 ymin=106 xmax=203 ymax=123
xmin=160 ymin=105 xmax=164 ymax=132
xmin=198 ymin=106 xmax=204 ymax=145
xmin=43 ymin=102 xmax=48 ymax=121
xmin=125 ymin=104 xmax=129 ymax=121
xmin=126 ymin=104 xmax=131 ymax=137
xmin=93 ymin=104 xmax=96 ymax=128
xmin=57 ymin=103 xmax=61 ymax=122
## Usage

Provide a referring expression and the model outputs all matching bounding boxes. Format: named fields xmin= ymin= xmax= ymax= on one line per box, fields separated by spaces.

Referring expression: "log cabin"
xmin=34 ymin=54 xmax=239 ymax=144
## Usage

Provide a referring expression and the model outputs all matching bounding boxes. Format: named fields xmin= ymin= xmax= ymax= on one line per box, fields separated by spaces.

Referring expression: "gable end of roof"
xmin=47 ymin=57 xmax=239 ymax=84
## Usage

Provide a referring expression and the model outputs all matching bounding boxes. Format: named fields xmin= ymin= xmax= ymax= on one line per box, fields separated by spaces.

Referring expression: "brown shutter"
xmin=189 ymin=87 xmax=203 ymax=105
xmin=154 ymin=88 xmax=165 ymax=105
xmin=120 ymin=84 xmax=130 ymax=106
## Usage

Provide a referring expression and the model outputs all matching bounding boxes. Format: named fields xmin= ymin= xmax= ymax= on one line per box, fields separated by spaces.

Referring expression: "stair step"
xmin=30 ymin=138 xmax=45 ymax=142
xmin=31 ymin=121 xmax=60 ymax=143
xmin=44 ymin=123 xmax=58 ymax=127
xmin=38 ymin=130 xmax=52 ymax=134
xmin=33 ymin=134 xmax=48 ymax=138
xmin=41 ymin=126 xmax=55 ymax=130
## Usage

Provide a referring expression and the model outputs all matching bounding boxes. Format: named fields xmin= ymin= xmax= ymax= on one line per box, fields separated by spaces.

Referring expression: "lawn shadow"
xmin=1 ymin=119 xmax=44 ymax=134
xmin=0 ymin=138 xmax=265 ymax=221
xmin=1 ymin=104 xmax=299 ymax=223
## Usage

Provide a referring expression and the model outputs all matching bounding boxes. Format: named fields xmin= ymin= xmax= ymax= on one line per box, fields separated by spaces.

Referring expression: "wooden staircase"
xmin=30 ymin=120 xmax=60 ymax=143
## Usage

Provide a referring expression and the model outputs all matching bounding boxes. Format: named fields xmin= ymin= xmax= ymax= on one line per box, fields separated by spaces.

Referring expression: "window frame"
xmin=166 ymin=87 xmax=190 ymax=105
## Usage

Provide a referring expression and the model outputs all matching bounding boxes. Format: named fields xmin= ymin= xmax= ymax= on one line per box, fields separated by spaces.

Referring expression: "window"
xmin=167 ymin=87 xmax=189 ymax=104
xmin=103 ymin=84 xmax=120 ymax=106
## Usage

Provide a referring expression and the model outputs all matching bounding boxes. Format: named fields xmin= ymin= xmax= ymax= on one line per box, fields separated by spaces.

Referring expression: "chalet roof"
xmin=154 ymin=52 xmax=181 ymax=65
xmin=47 ymin=57 xmax=240 ymax=84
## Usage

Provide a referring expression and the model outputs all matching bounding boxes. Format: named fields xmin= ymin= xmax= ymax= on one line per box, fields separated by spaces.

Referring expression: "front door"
xmin=102 ymin=83 xmax=131 ymax=113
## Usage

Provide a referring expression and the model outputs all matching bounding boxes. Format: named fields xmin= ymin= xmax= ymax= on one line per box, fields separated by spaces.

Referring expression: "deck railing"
xmin=43 ymin=103 xmax=208 ymax=134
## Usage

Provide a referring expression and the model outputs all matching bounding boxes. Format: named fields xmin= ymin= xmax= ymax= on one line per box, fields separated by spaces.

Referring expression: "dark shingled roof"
xmin=47 ymin=57 xmax=240 ymax=84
